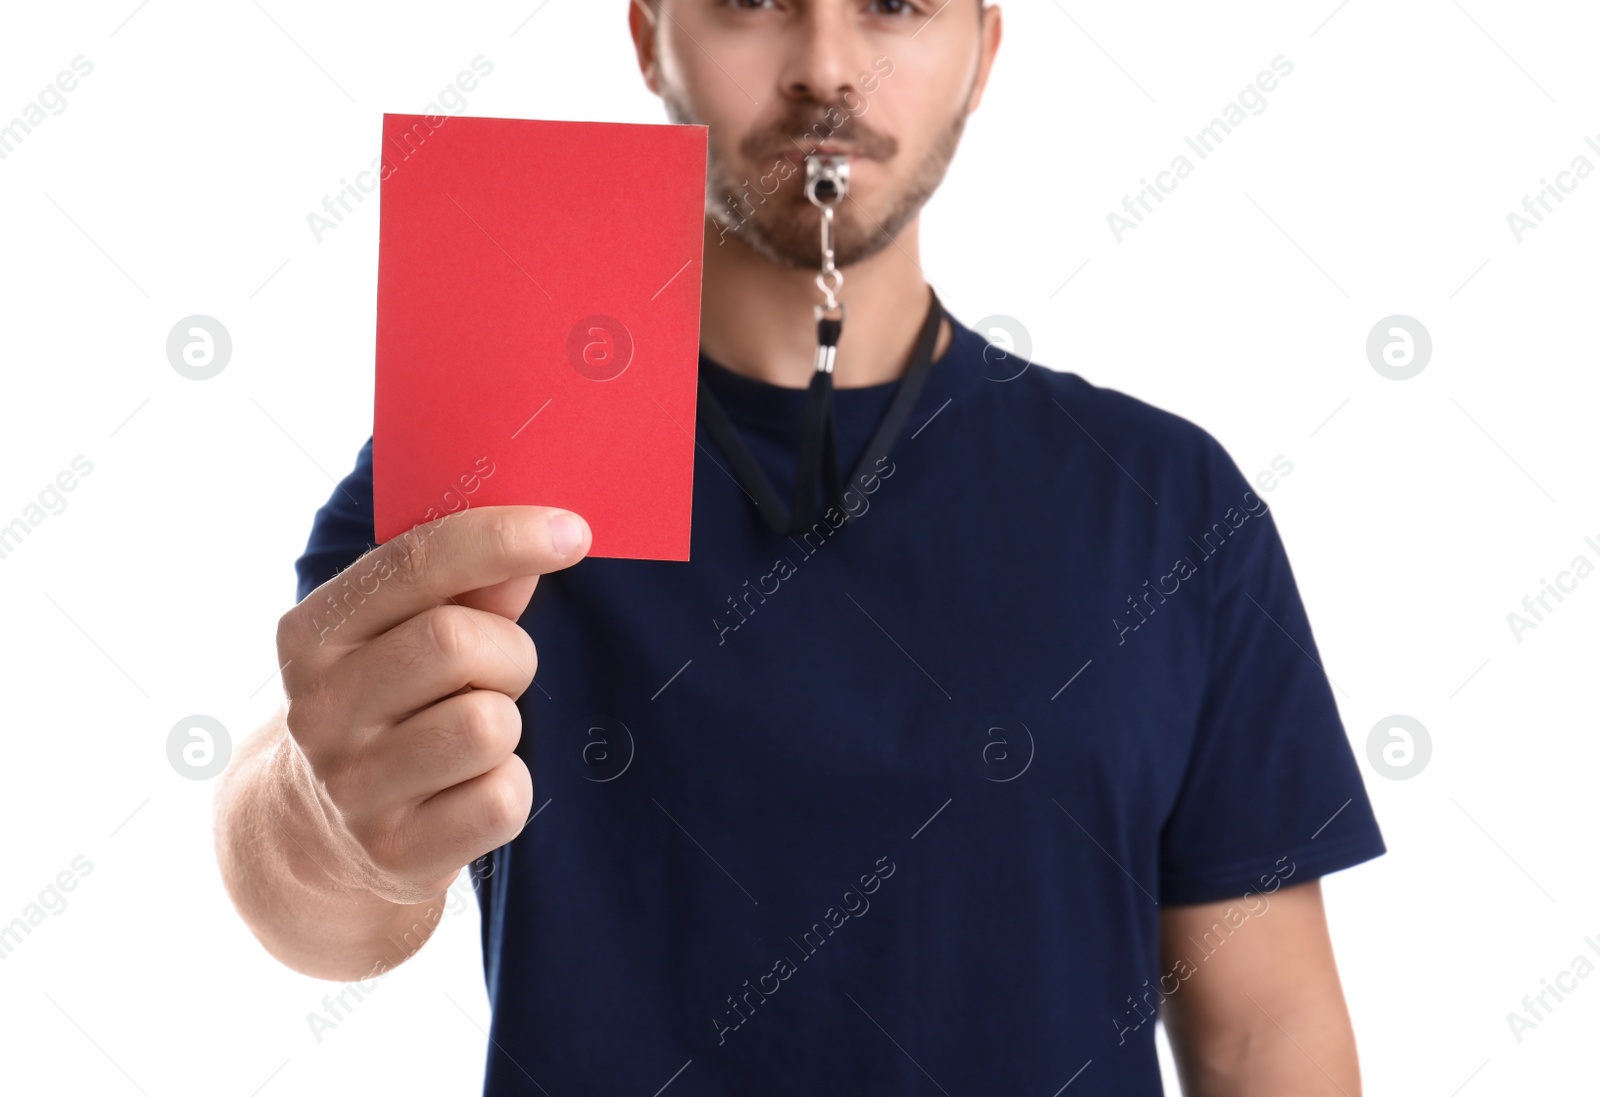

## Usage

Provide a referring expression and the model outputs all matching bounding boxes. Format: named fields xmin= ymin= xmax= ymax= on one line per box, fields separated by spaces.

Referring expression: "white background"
xmin=1 ymin=1 xmax=1596 ymax=1094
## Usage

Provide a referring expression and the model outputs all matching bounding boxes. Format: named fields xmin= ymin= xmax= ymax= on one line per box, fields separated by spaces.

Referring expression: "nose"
xmin=777 ymin=4 xmax=869 ymax=110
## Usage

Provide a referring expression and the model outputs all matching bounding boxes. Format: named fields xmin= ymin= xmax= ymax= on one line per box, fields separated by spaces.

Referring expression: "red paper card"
xmin=373 ymin=113 xmax=708 ymax=560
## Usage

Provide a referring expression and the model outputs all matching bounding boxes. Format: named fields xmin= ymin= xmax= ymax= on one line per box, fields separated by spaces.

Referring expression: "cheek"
xmin=877 ymin=88 xmax=962 ymax=177
xmin=662 ymin=26 xmax=766 ymax=124
xmin=882 ymin=57 xmax=968 ymax=126
xmin=680 ymin=80 xmax=763 ymax=166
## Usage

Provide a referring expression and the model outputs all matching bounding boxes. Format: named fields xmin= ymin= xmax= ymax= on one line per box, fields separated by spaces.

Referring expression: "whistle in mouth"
xmin=805 ymin=153 xmax=851 ymax=208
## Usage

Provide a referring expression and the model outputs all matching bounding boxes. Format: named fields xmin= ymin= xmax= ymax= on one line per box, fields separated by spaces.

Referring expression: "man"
xmin=215 ymin=2 xmax=1386 ymax=1093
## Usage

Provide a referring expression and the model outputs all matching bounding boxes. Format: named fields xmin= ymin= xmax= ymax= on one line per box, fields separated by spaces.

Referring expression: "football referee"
xmin=215 ymin=3 xmax=1386 ymax=1093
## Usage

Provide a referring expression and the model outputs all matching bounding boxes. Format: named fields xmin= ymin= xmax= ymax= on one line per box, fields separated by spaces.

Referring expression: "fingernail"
xmin=549 ymin=513 xmax=583 ymax=555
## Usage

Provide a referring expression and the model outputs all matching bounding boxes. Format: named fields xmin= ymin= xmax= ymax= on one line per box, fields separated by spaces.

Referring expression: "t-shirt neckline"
xmin=696 ymin=311 xmax=982 ymax=436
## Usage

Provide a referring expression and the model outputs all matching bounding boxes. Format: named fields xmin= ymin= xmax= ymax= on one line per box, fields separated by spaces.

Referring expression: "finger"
xmin=406 ymin=752 xmax=533 ymax=880
xmin=288 ymin=505 xmax=589 ymax=655
xmin=361 ymin=689 xmax=522 ymax=810
xmin=328 ymin=602 xmax=537 ymax=727
xmin=450 ymin=573 xmax=541 ymax=622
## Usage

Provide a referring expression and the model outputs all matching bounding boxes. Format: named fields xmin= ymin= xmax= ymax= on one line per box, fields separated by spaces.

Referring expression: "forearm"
xmin=212 ymin=706 xmax=448 ymax=981
xmin=1168 ymin=995 xmax=1361 ymax=1097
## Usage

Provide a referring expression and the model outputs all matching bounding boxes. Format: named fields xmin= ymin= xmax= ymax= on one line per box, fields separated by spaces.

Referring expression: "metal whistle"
xmin=806 ymin=154 xmax=850 ymax=368
xmin=804 ymin=153 xmax=851 ymax=208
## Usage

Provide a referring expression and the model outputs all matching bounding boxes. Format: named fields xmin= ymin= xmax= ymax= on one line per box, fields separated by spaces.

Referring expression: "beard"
xmin=662 ymin=90 xmax=969 ymax=270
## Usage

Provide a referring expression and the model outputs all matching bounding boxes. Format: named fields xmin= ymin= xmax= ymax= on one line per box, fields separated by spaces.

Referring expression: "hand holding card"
xmin=374 ymin=113 xmax=708 ymax=560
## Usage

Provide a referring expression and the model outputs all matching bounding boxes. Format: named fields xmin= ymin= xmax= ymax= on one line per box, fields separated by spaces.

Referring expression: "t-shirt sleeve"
xmin=1157 ymin=432 xmax=1387 ymax=905
xmin=293 ymin=434 xmax=378 ymax=605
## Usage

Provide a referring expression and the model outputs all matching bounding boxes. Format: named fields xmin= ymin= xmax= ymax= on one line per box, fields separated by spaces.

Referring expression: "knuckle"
xmin=276 ymin=605 xmax=308 ymax=659
xmin=387 ymin=526 xmax=435 ymax=590
xmin=480 ymin=697 xmax=524 ymax=754
xmin=280 ymin=568 xmax=367 ymax=660
xmin=462 ymin=690 xmax=521 ymax=758
xmin=423 ymin=604 xmax=478 ymax=665
xmin=477 ymin=760 xmax=530 ymax=836
xmin=283 ymin=687 xmax=334 ymax=750
xmin=482 ymin=510 xmax=531 ymax=570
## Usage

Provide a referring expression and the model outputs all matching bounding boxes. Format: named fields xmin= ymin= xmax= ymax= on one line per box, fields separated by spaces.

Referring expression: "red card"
xmin=373 ymin=113 xmax=708 ymax=560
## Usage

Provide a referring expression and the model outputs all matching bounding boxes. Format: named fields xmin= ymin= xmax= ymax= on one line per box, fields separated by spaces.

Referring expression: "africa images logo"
xmin=1112 ymin=477 xmax=1284 ymax=645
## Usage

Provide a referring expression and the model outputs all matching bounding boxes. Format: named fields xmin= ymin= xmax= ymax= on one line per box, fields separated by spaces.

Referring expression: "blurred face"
xmin=638 ymin=0 xmax=995 ymax=269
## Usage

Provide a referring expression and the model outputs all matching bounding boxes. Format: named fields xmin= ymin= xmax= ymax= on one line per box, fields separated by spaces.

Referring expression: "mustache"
xmin=740 ymin=105 xmax=898 ymax=163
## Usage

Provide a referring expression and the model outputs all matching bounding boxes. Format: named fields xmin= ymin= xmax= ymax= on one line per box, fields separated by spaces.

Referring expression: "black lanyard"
xmin=697 ymin=287 xmax=946 ymax=537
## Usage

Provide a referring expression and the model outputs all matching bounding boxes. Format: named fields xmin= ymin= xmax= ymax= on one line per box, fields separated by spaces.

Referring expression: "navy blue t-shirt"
xmin=294 ymin=308 xmax=1385 ymax=1095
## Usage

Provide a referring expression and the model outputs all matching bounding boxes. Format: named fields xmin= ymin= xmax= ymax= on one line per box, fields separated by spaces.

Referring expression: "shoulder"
xmin=948 ymin=315 xmax=1237 ymax=494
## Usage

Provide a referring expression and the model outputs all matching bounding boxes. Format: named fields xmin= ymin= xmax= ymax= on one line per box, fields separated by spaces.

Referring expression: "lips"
xmin=779 ymin=145 xmax=854 ymax=166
